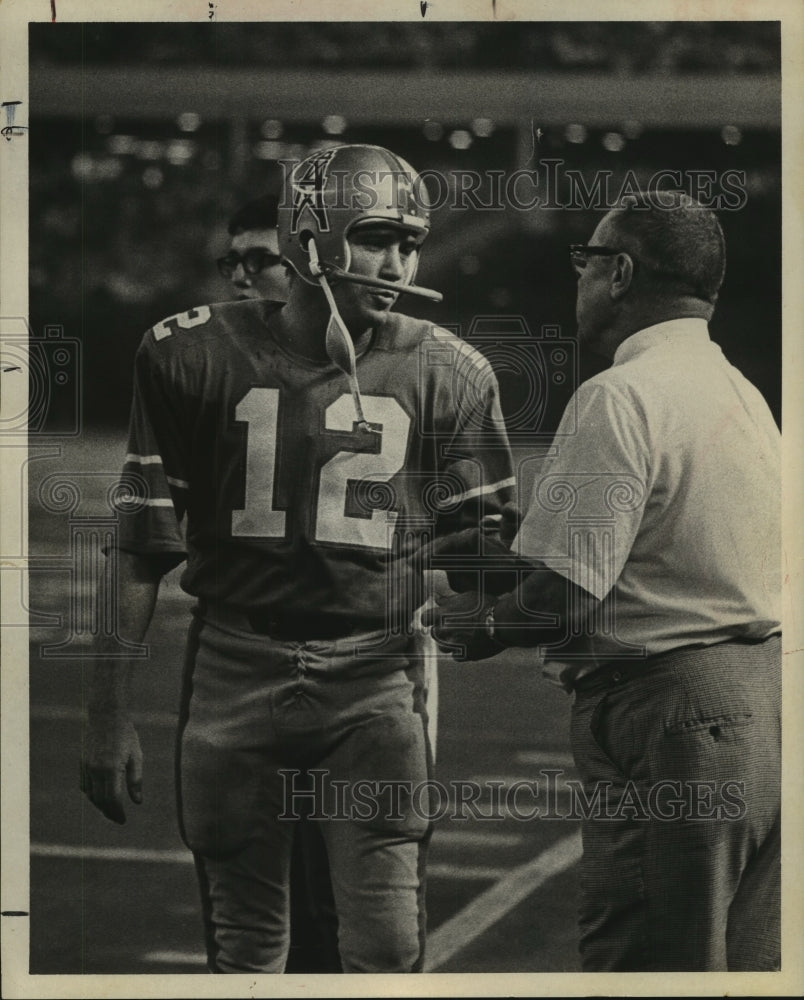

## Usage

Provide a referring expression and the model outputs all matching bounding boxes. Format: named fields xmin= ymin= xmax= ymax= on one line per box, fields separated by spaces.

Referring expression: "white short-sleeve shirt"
xmin=514 ymin=318 xmax=781 ymax=688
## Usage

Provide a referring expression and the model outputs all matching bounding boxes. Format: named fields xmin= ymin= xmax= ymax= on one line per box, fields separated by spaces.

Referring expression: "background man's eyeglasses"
xmin=217 ymin=249 xmax=283 ymax=279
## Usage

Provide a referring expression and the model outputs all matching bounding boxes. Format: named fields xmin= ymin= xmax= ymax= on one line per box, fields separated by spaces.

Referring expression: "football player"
xmin=81 ymin=144 xmax=515 ymax=973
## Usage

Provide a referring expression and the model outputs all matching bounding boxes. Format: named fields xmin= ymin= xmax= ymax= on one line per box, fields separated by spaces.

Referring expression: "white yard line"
xmin=424 ymin=829 xmax=583 ymax=971
xmin=514 ymin=750 xmax=576 ymax=770
xmin=430 ymin=829 xmax=524 ymax=848
xmin=31 ymin=843 xmax=507 ymax=883
xmin=469 ymin=772 xmax=577 ymax=788
xmin=141 ymin=950 xmax=207 ymax=966
xmin=31 ymin=704 xmax=179 ymax=727
xmin=427 ymin=863 xmax=508 ymax=880
xmin=31 ymin=843 xmax=193 ymax=864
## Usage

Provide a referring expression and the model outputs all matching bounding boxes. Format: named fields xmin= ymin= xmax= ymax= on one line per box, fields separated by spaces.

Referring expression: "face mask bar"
xmin=320 ymin=264 xmax=443 ymax=303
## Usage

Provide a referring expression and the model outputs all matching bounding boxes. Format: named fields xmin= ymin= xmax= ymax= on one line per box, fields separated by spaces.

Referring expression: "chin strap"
xmin=307 ymin=238 xmax=376 ymax=434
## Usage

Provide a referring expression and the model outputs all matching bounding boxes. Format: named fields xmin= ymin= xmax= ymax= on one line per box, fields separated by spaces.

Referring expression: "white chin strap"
xmin=307 ymin=237 xmax=375 ymax=434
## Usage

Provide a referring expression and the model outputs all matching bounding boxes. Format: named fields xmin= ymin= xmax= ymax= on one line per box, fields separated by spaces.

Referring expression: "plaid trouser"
xmin=570 ymin=635 xmax=781 ymax=971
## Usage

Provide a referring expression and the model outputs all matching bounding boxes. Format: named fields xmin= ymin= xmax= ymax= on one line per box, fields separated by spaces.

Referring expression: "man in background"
xmin=217 ymin=194 xmax=288 ymax=304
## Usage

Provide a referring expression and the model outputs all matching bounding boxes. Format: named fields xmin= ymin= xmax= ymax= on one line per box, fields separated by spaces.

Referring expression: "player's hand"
xmin=419 ymin=527 xmax=482 ymax=595
xmin=81 ymin=712 xmax=143 ymax=824
xmin=422 ymin=590 xmax=504 ymax=662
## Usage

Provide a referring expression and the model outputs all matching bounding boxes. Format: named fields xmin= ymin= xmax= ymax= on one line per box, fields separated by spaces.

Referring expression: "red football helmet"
xmin=278 ymin=144 xmax=441 ymax=302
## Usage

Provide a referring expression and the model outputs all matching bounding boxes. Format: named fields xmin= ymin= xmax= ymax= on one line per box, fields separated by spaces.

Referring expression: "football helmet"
xmin=278 ymin=144 xmax=442 ymax=302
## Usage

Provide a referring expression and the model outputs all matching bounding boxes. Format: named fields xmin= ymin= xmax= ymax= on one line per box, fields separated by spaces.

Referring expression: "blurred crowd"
xmin=30 ymin=21 xmax=780 ymax=74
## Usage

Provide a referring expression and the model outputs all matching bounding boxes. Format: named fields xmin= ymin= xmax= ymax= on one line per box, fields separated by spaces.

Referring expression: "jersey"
xmin=116 ymin=300 xmax=514 ymax=633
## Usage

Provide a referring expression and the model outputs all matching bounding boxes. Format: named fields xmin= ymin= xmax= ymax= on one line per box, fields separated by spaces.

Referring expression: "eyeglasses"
xmin=568 ymin=244 xmax=704 ymax=296
xmin=217 ymin=248 xmax=283 ymax=279
xmin=568 ymin=244 xmax=631 ymax=272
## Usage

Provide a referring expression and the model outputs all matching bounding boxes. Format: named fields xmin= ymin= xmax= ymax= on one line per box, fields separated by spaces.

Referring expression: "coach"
xmin=426 ymin=191 xmax=782 ymax=971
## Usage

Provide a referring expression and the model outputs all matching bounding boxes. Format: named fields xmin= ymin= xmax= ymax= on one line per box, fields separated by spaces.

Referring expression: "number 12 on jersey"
xmin=231 ymin=387 xmax=411 ymax=549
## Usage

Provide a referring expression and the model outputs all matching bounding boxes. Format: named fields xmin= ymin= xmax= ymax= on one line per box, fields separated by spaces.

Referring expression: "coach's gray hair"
xmin=608 ymin=191 xmax=726 ymax=304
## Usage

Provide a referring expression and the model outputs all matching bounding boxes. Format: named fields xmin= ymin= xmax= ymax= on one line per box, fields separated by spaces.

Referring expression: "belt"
xmin=571 ymin=634 xmax=781 ymax=697
xmin=197 ymin=601 xmax=375 ymax=641
xmin=571 ymin=654 xmax=677 ymax=696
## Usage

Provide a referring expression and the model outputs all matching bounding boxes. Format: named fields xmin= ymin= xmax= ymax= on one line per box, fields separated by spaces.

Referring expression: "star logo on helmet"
xmin=290 ymin=148 xmax=337 ymax=235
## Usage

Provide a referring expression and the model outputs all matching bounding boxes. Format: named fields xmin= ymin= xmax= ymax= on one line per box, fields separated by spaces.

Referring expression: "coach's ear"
xmin=611 ymin=251 xmax=636 ymax=301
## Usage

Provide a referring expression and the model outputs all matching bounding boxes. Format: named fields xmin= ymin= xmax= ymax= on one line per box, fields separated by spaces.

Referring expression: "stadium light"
xmin=177 ymin=112 xmax=202 ymax=132
xmin=107 ymin=135 xmax=138 ymax=156
xmin=449 ymin=129 xmax=473 ymax=150
xmin=602 ymin=132 xmax=626 ymax=152
xmin=253 ymin=141 xmax=284 ymax=160
xmin=261 ymin=119 xmax=283 ymax=139
xmin=142 ymin=166 xmax=164 ymax=189
xmin=166 ymin=140 xmax=195 ymax=165
xmin=322 ymin=114 xmax=347 ymax=135
xmin=565 ymin=123 xmax=587 ymax=144
xmin=472 ymin=117 xmax=495 ymax=138
xmin=721 ymin=125 xmax=743 ymax=145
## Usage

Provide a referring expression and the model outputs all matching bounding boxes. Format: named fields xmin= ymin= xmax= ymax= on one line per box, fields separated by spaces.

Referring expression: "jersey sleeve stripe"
xmin=123 ymin=457 xmax=187 ymax=492
xmin=142 ymin=498 xmax=177 ymax=508
xmin=437 ymin=476 xmax=516 ymax=507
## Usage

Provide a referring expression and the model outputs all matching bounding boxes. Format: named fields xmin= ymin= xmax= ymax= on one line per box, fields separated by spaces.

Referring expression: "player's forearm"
xmin=87 ymin=551 xmax=164 ymax=715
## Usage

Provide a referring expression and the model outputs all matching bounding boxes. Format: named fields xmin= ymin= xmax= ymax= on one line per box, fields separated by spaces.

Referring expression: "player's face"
xmin=334 ymin=225 xmax=421 ymax=329
xmin=228 ymin=228 xmax=289 ymax=302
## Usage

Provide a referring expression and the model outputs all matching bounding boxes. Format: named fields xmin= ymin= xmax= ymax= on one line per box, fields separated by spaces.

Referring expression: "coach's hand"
xmin=423 ymin=590 xmax=504 ymax=662
xmin=498 ymin=501 xmax=522 ymax=547
xmin=81 ymin=712 xmax=143 ymax=824
xmin=427 ymin=514 xmax=534 ymax=597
